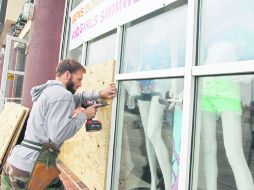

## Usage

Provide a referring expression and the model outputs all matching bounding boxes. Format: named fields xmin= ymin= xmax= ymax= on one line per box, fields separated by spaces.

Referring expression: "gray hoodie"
xmin=8 ymin=80 xmax=100 ymax=172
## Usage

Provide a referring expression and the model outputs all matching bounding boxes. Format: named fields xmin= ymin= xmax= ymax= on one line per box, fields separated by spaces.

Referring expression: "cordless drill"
xmin=81 ymin=100 xmax=108 ymax=132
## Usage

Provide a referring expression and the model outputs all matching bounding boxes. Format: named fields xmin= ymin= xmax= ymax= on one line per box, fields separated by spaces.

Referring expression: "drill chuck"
xmin=81 ymin=100 xmax=108 ymax=108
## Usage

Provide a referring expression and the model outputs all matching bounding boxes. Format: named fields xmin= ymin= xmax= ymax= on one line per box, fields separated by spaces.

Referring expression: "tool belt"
xmin=21 ymin=140 xmax=60 ymax=190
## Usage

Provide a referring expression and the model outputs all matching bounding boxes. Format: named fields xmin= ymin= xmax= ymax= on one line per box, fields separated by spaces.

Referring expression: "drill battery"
xmin=85 ymin=119 xmax=102 ymax=131
xmin=81 ymin=100 xmax=108 ymax=132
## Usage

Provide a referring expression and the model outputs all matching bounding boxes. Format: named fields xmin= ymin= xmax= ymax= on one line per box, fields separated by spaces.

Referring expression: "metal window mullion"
xmin=9 ymin=36 xmax=27 ymax=44
xmin=106 ymin=25 xmax=124 ymax=190
xmin=7 ymin=70 xmax=25 ymax=76
xmin=83 ymin=42 xmax=89 ymax=66
xmin=59 ymin=0 xmax=69 ymax=59
xmin=66 ymin=0 xmax=72 ymax=58
xmin=85 ymin=41 xmax=90 ymax=66
xmin=0 ymin=36 xmax=13 ymax=110
xmin=81 ymin=42 xmax=87 ymax=66
xmin=192 ymin=60 xmax=254 ymax=76
xmin=3 ymin=98 xmax=22 ymax=100
xmin=115 ymin=68 xmax=185 ymax=81
xmin=61 ymin=0 xmax=72 ymax=59
xmin=178 ymin=0 xmax=198 ymax=189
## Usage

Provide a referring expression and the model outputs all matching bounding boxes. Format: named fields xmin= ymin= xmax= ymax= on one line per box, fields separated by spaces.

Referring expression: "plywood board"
xmin=0 ymin=106 xmax=29 ymax=173
xmin=0 ymin=103 xmax=28 ymax=165
xmin=59 ymin=61 xmax=115 ymax=190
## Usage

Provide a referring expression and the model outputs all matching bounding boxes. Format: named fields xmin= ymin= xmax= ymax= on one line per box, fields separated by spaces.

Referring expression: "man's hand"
xmin=82 ymin=105 xmax=97 ymax=119
xmin=99 ymin=83 xmax=117 ymax=99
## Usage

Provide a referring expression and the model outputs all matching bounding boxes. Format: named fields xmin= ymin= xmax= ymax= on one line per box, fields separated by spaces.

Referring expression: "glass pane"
xmin=8 ymin=41 xmax=26 ymax=72
xmin=71 ymin=0 xmax=83 ymax=10
xmin=4 ymin=74 xmax=24 ymax=104
xmin=113 ymin=78 xmax=184 ymax=190
xmin=198 ymin=0 xmax=254 ymax=65
xmin=193 ymin=75 xmax=254 ymax=190
xmin=121 ymin=5 xmax=187 ymax=73
xmin=67 ymin=44 xmax=83 ymax=64
xmin=87 ymin=32 xmax=116 ymax=65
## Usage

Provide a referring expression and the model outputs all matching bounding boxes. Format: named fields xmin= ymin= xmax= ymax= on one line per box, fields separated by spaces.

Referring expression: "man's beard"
xmin=66 ymin=78 xmax=76 ymax=94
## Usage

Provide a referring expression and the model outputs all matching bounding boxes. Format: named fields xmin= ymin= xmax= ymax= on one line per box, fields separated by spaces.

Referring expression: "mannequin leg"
xmin=201 ymin=111 xmax=218 ymax=190
xmin=120 ymin=126 xmax=134 ymax=180
xmin=146 ymin=96 xmax=172 ymax=190
xmin=221 ymin=111 xmax=254 ymax=190
xmin=138 ymin=100 xmax=157 ymax=190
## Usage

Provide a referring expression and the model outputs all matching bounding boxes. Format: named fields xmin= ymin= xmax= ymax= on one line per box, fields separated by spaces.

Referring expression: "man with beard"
xmin=1 ymin=59 xmax=117 ymax=189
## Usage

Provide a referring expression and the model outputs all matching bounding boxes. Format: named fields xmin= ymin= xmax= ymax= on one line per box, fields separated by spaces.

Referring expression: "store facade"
xmin=61 ymin=0 xmax=254 ymax=189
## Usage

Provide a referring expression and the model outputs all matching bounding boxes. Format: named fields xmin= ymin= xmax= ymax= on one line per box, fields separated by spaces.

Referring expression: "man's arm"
xmin=73 ymin=90 xmax=100 ymax=107
xmin=45 ymin=99 xmax=87 ymax=146
xmin=73 ymin=83 xmax=117 ymax=107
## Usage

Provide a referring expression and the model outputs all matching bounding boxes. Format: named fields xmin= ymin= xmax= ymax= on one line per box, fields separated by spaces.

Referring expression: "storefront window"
xmin=86 ymin=31 xmax=116 ymax=65
xmin=61 ymin=0 xmax=83 ymax=59
xmin=198 ymin=0 xmax=254 ymax=65
xmin=120 ymin=5 xmax=187 ymax=73
xmin=192 ymin=75 xmax=254 ymax=189
xmin=66 ymin=44 xmax=83 ymax=64
xmin=113 ymin=78 xmax=184 ymax=190
xmin=71 ymin=0 xmax=83 ymax=10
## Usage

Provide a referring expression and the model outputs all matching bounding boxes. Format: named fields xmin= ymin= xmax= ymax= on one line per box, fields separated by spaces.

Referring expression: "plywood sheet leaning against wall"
xmin=0 ymin=105 xmax=29 ymax=173
xmin=0 ymin=102 xmax=29 ymax=166
xmin=59 ymin=61 xmax=115 ymax=190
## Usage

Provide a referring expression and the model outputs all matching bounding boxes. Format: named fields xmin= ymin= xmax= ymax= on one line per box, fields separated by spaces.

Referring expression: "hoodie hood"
xmin=31 ymin=80 xmax=65 ymax=102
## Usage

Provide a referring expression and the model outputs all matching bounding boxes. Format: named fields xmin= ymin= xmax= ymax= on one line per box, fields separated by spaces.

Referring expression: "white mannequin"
xmin=126 ymin=26 xmax=173 ymax=188
xmin=125 ymin=8 xmax=187 ymax=188
xmin=128 ymin=30 xmax=181 ymax=190
xmin=127 ymin=79 xmax=184 ymax=190
xmin=201 ymin=41 xmax=254 ymax=190
xmin=138 ymin=95 xmax=171 ymax=190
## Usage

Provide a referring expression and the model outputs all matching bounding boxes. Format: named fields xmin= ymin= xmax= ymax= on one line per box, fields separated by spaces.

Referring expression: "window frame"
xmin=107 ymin=1 xmax=194 ymax=190
xmin=86 ymin=29 xmax=117 ymax=66
xmin=59 ymin=0 xmax=254 ymax=189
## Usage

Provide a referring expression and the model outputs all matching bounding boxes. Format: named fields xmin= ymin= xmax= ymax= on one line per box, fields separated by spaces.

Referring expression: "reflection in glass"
xmin=5 ymin=75 xmax=24 ymax=104
xmin=194 ymin=74 xmax=254 ymax=190
xmin=121 ymin=5 xmax=187 ymax=73
xmin=71 ymin=0 xmax=83 ymax=10
xmin=199 ymin=0 xmax=254 ymax=64
xmin=67 ymin=45 xmax=83 ymax=64
xmin=87 ymin=32 xmax=116 ymax=65
xmin=8 ymin=41 xmax=26 ymax=72
xmin=114 ymin=78 xmax=183 ymax=190
xmin=0 ymin=41 xmax=26 ymax=105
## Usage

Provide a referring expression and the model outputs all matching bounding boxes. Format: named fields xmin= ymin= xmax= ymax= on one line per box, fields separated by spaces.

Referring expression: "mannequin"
xmin=124 ymin=7 xmax=187 ymax=189
xmin=134 ymin=81 xmax=183 ymax=190
xmin=137 ymin=93 xmax=171 ymax=190
xmin=129 ymin=26 xmax=173 ymax=189
xmin=201 ymin=41 xmax=254 ymax=190
xmin=125 ymin=27 xmax=173 ymax=189
xmin=126 ymin=31 xmax=182 ymax=190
